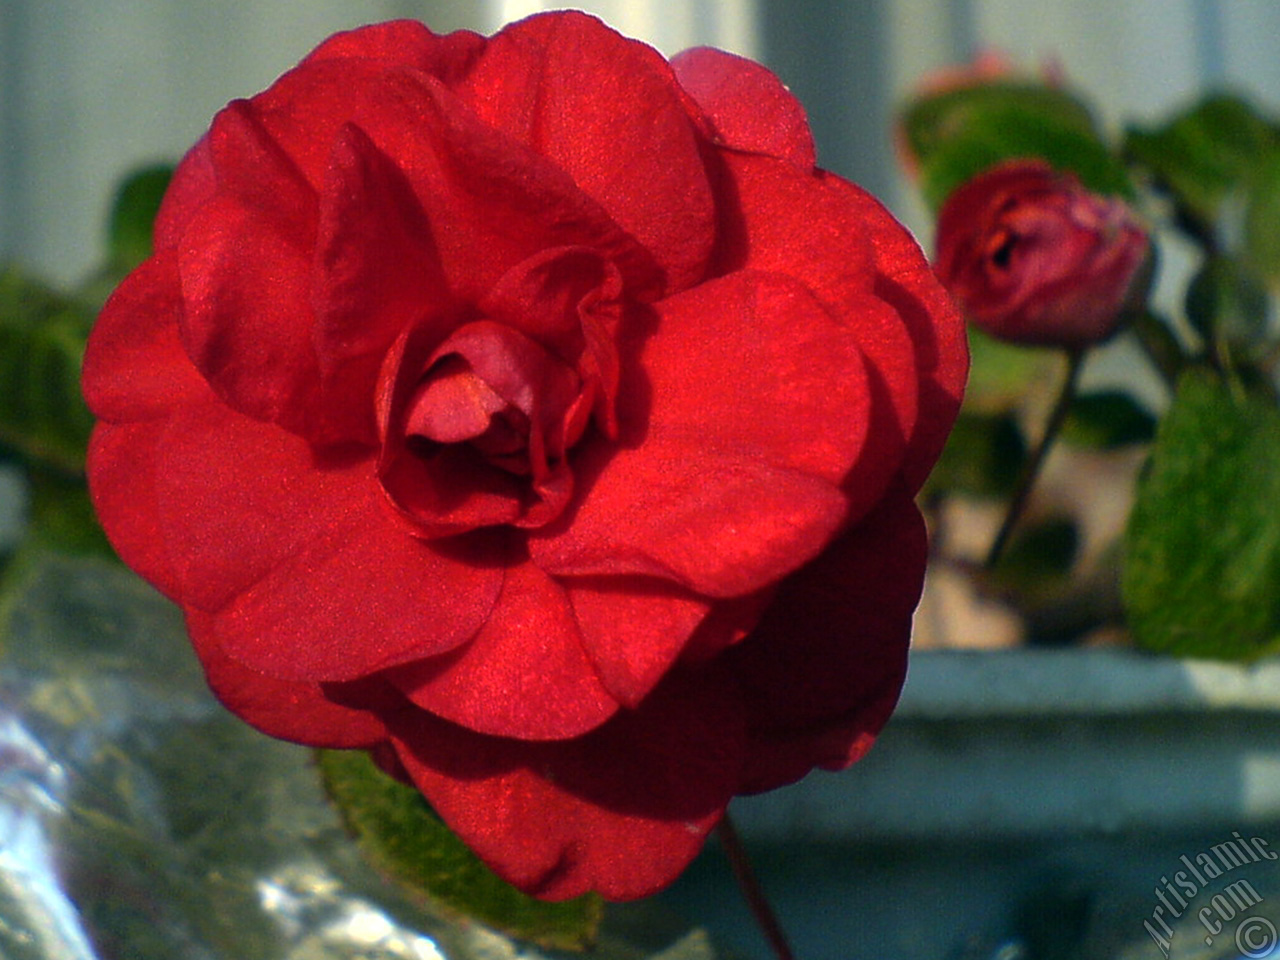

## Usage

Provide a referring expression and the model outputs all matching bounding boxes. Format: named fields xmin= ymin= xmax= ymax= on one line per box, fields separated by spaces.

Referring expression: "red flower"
xmin=83 ymin=14 xmax=965 ymax=900
xmin=934 ymin=159 xmax=1149 ymax=348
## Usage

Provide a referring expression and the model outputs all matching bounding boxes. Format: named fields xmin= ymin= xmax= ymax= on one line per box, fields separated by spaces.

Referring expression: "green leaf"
xmin=76 ymin=164 xmax=175 ymax=307
xmin=1062 ymin=391 xmax=1157 ymax=449
xmin=318 ymin=748 xmax=603 ymax=952
xmin=0 ymin=267 xmax=95 ymax=473
xmin=1122 ymin=368 xmax=1280 ymax=659
xmin=1125 ymin=93 xmax=1280 ymax=241
xmin=1131 ymin=308 xmax=1190 ymax=388
xmin=1244 ymin=145 xmax=1280 ymax=286
xmin=1184 ymin=255 xmax=1271 ymax=364
xmin=903 ymin=81 xmax=1099 ymax=170
xmin=990 ymin=515 xmax=1080 ymax=595
xmin=923 ymin=110 xmax=1132 ymax=211
xmin=923 ymin=410 xmax=1025 ymax=499
xmin=107 ymin=164 xmax=173 ymax=274
xmin=22 ymin=465 xmax=112 ymax=558
xmin=902 ymin=82 xmax=1131 ymax=210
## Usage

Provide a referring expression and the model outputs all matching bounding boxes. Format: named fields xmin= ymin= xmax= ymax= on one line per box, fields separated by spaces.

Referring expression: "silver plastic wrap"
xmin=0 ymin=553 xmax=714 ymax=960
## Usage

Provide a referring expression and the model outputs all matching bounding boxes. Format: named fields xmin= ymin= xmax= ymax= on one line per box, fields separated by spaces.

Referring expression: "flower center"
xmin=377 ymin=318 xmax=599 ymax=537
xmin=405 ymin=354 xmax=535 ymax=474
xmin=375 ymin=247 xmax=626 ymax=538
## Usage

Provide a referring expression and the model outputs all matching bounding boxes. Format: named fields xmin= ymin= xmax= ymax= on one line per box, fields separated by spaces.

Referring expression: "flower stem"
xmin=716 ymin=814 xmax=796 ymax=960
xmin=985 ymin=347 xmax=1086 ymax=569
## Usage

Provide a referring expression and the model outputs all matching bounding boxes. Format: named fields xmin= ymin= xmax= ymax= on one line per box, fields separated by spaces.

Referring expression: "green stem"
xmin=985 ymin=348 xmax=1086 ymax=569
xmin=716 ymin=814 xmax=796 ymax=960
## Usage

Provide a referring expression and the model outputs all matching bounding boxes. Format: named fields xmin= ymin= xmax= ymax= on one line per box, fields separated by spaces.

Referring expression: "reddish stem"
xmin=985 ymin=347 xmax=1085 ymax=569
xmin=716 ymin=814 xmax=797 ymax=960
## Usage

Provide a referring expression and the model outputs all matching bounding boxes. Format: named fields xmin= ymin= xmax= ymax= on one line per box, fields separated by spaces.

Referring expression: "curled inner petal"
xmin=379 ymin=320 xmax=595 ymax=535
xmin=407 ymin=355 xmax=512 ymax=445
xmin=375 ymin=241 xmax=632 ymax=539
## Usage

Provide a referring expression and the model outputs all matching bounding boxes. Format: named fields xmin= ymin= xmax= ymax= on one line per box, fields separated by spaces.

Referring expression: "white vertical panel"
xmin=751 ymin=2 xmax=895 ymax=198
xmin=886 ymin=0 xmax=972 ymax=102
xmin=884 ymin=0 xmax=974 ymax=229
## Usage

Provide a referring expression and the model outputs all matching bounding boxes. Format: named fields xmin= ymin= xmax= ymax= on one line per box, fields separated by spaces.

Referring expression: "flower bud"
xmin=934 ymin=159 xmax=1150 ymax=348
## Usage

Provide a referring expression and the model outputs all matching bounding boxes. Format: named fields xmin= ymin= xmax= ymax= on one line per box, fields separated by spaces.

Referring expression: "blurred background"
xmin=6 ymin=0 xmax=1280 ymax=285
xmin=6 ymin=3 xmax=1280 ymax=959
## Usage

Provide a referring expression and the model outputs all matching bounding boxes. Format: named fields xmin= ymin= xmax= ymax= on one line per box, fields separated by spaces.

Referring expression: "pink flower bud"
xmin=934 ymin=159 xmax=1150 ymax=348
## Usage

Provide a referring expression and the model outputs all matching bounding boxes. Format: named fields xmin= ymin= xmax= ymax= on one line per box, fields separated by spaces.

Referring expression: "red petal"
xmin=376 ymin=328 xmax=527 ymax=537
xmin=709 ymin=152 xmax=924 ymax=517
xmin=312 ymin=123 xmax=455 ymax=445
xmin=177 ymin=101 xmax=324 ymax=435
xmin=378 ymin=319 xmax=586 ymax=536
xmin=378 ymin=442 xmax=527 ymax=537
xmin=83 ymin=253 xmax=215 ymax=423
xmin=154 ymin=137 xmax=216 ymax=253
xmin=386 ymin=560 xmax=618 ymax=740
xmin=563 ymin=577 xmax=711 ymax=707
xmin=726 ymin=481 xmax=924 ymax=792
xmin=343 ymin=69 xmax=661 ymax=303
xmin=148 ymin=404 xmax=502 ymax=681
xmin=210 ymin=519 xmax=500 ymax=682
xmin=825 ymin=177 xmax=968 ymax=493
xmin=426 ymin=321 xmax=582 ymax=432
xmin=86 ymin=423 xmax=184 ymax=603
xmin=186 ymin=609 xmax=391 ymax=748
xmin=708 ymin=153 xmax=874 ymax=299
xmin=152 ymin=406 xmax=363 ymax=614
xmin=391 ymin=669 xmax=746 ymax=901
xmin=246 ymin=58 xmax=447 ymax=192
xmin=405 ymin=358 xmax=508 ymax=444
xmin=737 ymin=706 xmax=897 ymax=795
xmin=680 ymin=588 xmax=776 ymax=664
xmin=479 ymin=247 xmax=621 ymax=356
xmin=301 ymin=19 xmax=485 ymax=82
xmin=531 ymin=271 xmax=870 ymax=597
xmin=671 ymin=47 xmax=816 ymax=170
xmin=459 ymin=11 xmax=714 ymax=295
xmin=478 ymin=247 xmax=624 ymax=434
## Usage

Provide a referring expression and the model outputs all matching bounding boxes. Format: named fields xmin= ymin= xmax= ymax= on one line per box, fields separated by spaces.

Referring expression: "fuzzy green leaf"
xmin=318 ymin=749 xmax=603 ymax=952
xmin=1244 ymin=146 xmax=1280 ymax=286
xmin=922 ymin=111 xmax=1132 ymax=211
xmin=21 ymin=466 xmax=112 ymax=558
xmin=990 ymin=515 xmax=1080 ymax=595
xmin=108 ymin=164 xmax=173 ymax=274
xmin=903 ymin=81 xmax=1099 ymax=170
xmin=923 ymin=411 xmax=1025 ymax=499
xmin=1125 ymin=93 xmax=1280 ymax=241
xmin=0 ymin=268 xmax=95 ymax=473
xmin=1062 ymin=391 xmax=1157 ymax=449
xmin=903 ymin=82 xmax=1130 ymax=210
xmin=1185 ymin=255 xmax=1270 ymax=347
xmin=1122 ymin=369 xmax=1280 ymax=659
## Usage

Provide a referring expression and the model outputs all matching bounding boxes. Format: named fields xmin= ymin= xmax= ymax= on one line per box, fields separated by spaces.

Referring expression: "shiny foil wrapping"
xmin=0 ymin=553 xmax=711 ymax=960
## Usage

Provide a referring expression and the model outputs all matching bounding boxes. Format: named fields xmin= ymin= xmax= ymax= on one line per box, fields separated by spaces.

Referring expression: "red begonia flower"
xmin=934 ymin=159 xmax=1150 ymax=348
xmin=83 ymin=13 xmax=966 ymax=901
